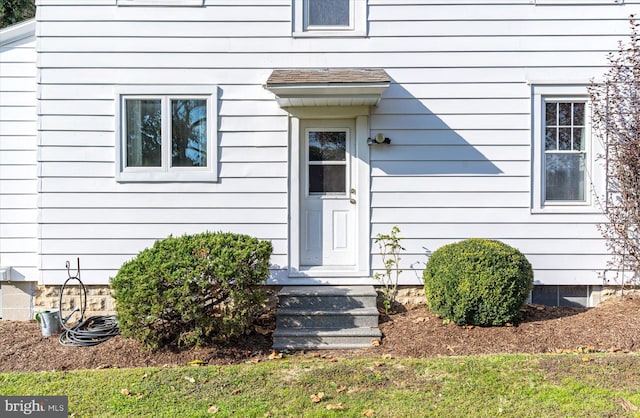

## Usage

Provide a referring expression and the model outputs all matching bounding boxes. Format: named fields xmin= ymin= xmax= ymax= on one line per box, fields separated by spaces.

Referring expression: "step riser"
xmin=273 ymin=336 xmax=379 ymax=350
xmin=278 ymin=296 xmax=377 ymax=310
xmin=276 ymin=315 xmax=378 ymax=329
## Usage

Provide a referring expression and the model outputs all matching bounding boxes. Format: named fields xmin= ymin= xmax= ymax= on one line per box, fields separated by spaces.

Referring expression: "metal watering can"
xmin=35 ymin=309 xmax=62 ymax=337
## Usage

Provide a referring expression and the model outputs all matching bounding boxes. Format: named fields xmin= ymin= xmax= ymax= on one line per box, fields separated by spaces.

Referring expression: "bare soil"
xmin=2 ymin=296 xmax=640 ymax=373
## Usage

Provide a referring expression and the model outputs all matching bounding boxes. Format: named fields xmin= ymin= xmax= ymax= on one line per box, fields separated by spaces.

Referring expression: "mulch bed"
xmin=2 ymin=296 xmax=639 ymax=373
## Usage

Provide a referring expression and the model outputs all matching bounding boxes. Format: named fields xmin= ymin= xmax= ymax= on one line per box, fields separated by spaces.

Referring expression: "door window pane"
xmin=545 ymin=153 xmax=585 ymax=201
xmin=308 ymin=0 xmax=350 ymax=26
xmin=125 ymin=99 xmax=162 ymax=167
xmin=309 ymin=165 xmax=346 ymax=193
xmin=309 ymin=131 xmax=346 ymax=161
xmin=171 ymin=99 xmax=207 ymax=167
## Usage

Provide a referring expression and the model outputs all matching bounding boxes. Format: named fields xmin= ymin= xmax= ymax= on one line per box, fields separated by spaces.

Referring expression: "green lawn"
xmin=2 ymin=353 xmax=640 ymax=417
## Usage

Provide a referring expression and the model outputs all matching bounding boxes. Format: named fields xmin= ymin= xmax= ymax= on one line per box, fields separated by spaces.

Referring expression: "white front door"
xmin=300 ymin=120 xmax=357 ymax=271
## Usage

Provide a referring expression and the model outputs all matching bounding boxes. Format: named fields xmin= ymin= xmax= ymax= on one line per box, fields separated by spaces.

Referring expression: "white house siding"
xmin=33 ymin=1 xmax=638 ymax=286
xmin=0 ymin=20 xmax=38 ymax=283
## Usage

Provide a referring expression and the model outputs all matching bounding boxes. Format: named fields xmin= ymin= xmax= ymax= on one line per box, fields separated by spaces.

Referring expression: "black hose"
xmin=58 ymin=260 xmax=119 ymax=347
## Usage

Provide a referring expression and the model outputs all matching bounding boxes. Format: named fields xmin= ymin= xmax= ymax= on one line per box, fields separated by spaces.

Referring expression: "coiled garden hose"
xmin=58 ymin=259 xmax=120 ymax=347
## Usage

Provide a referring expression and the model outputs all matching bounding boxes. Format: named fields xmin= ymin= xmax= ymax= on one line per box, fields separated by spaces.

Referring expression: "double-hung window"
xmin=543 ymin=100 xmax=587 ymax=201
xmin=116 ymin=86 xmax=217 ymax=182
xmin=293 ymin=0 xmax=367 ymax=37
xmin=531 ymin=84 xmax=603 ymax=212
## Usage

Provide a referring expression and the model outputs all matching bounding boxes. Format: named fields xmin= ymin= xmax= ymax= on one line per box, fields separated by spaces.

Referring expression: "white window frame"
xmin=293 ymin=0 xmax=367 ymax=37
xmin=117 ymin=0 xmax=204 ymax=6
xmin=531 ymin=84 xmax=603 ymax=213
xmin=115 ymin=85 xmax=218 ymax=182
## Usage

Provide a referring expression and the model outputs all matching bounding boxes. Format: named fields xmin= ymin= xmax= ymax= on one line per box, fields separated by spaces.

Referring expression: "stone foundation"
xmin=600 ymin=286 xmax=640 ymax=302
xmin=13 ymin=283 xmax=639 ymax=321
xmin=34 ymin=284 xmax=116 ymax=319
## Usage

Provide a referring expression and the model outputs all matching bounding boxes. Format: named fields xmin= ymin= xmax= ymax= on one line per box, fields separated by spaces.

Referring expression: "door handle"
xmin=350 ymin=198 xmax=356 ymax=204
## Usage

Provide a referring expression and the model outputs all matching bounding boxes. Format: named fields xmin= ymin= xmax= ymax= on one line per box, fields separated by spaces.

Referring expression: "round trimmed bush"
xmin=111 ymin=231 xmax=272 ymax=350
xmin=423 ymin=238 xmax=533 ymax=326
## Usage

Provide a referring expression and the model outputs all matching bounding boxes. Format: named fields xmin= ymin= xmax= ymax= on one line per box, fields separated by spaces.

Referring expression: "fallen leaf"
xmin=608 ymin=347 xmax=622 ymax=353
xmin=254 ymin=325 xmax=272 ymax=335
xmin=620 ymin=398 xmax=639 ymax=411
xmin=336 ymin=385 xmax=347 ymax=393
xmin=464 ymin=325 xmax=475 ymax=330
xmin=170 ymin=386 xmax=176 ymax=392
xmin=412 ymin=317 xmax=428 ymax=323
xmin=184 ymin=376 xmax=196 ymax=383
xmin=373 ymin=361 xmax=384 ymax=367
xmin=120 ymin=389 xmax=131 ymax=397
xmin=382 ymin=354 xmax=392 ymax=359
xmin=135 ymin=393 xmax=144 ymax=400
xmin=504 ymin=323 xmax=513 ymax=327
xmin=326 ymin=403 xmax=345 ymax=410
xmin=268 ymin=350 xmax=283 ymax=360
xmin=188 ymin=359 xmax=206 ymax=366
xmin=231 ymin=388 xmax=241 ymax=395
xmin=207 ymin=405 xmax=220 ymax=414
xmin=247 ymin=358 xmax=260 ymax=364
xmin=141 ymin=373 xmax=148 ymax=379
xmin=446 ymin=345 xmax=456 ymax=353
xmin=581 ymin=356 xmax=593 ymax=362
xmin=310 ymin=392 xmax=325 ymax=403
xmin=362 ymin=409 xmax=375 ymax=417
xmin=371 ymin=339 xmax=381 ymax=347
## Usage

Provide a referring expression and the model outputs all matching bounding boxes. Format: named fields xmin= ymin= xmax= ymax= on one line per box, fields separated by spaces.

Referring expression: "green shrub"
xmin=423 ymin=238 xmax=533 ymax=326
xmin=111 ymin=231 xmax=272 ymax=350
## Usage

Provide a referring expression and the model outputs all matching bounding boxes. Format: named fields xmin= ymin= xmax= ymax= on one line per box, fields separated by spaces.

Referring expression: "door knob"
xmin=350 ymin=188 xmax=356 ymax=194
xmin=350 ymin=198 xmax=356 ymax=204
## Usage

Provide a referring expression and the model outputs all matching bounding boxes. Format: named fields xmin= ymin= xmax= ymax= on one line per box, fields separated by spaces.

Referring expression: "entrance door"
xmin=300 ymin=120 xmax=357 ymax=270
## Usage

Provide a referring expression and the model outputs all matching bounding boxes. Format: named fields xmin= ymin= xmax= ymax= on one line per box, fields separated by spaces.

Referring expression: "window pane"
xmin=545 ymin=102 xmax=557 ymax=125
xmin=309 ymin=131 xmax=346 ymax=161
xmin=545 ymin=128 xmax=557 ymax=150
xmin=572 ymin=102 xmax=585 ymax=125
xmin=309 ymin=165 xmax=346 ymax=193
xmin=171 ymin=99 xmax=207 ymax=167
xmin=573 ymin=127 xmax=584 ymax=151
xmin=308 ymin=0 xmax=350 ymax=26
xmin=126 ymin=99 xmax=162 ymax=167
xmin=559 ymin=128 xmax=572 ymax=150
xmin=545 ymin=153 xmax=585 ymax=201
xmin=558 ymin=102 xmax=572 ymax=125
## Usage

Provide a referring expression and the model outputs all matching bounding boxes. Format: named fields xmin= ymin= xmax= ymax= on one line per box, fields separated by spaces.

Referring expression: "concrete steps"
xmin=273 ymin=286 xmax=381 ymax=350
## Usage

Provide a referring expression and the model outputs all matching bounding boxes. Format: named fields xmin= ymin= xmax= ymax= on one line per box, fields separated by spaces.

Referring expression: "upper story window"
xmin=531 ymin=85 xmax=604 ymax=213
xmin=115 ymin=86 xmax=218 ymax=182
xmin=293 ymin=0 xmax=367 ymax=37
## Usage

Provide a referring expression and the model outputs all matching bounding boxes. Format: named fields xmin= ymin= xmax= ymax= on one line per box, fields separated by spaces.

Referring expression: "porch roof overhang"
xmin=265 ymin=68 xmax=390 ymax=108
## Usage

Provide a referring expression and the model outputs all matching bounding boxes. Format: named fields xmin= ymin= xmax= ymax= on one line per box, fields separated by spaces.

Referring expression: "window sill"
xmin=117 ymin=0 xmax=204 ymax=6
xmin=116 ymin=171 xmax=217 ymax=183
xmin=292 ymin=31 xmax=367 ymax=38
xmin=531 ymin=204 xmax=603 ymax=215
